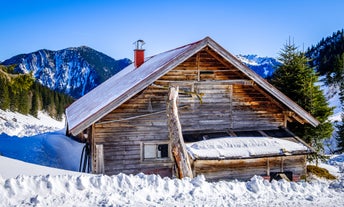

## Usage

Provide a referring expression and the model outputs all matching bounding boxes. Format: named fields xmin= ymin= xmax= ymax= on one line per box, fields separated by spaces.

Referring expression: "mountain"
xmin=1 ymin=46 xmax=131 ymax=98
xmin=236 ymin=54 xmax=280 ymax=78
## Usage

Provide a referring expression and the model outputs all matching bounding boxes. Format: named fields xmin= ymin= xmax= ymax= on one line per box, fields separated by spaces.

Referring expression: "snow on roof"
xmin=186 ymin=137 xmax=310 ymax=160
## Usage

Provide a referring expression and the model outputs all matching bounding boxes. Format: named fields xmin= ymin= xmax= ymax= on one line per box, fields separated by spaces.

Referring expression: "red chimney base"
xmin=134 ymin=49 xmax=145 ymax=68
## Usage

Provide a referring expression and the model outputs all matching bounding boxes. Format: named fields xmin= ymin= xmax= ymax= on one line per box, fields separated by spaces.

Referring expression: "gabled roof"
xmin=66 ymin=37 xmax=319 ymax=136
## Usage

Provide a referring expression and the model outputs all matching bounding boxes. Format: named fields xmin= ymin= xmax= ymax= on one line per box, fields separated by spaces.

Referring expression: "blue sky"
xmin=1 ymin=0 xmax=344 ymax=61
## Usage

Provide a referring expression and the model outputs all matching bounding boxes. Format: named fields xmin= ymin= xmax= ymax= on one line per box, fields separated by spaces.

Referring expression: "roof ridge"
xmin=147 ymin=37 xmax=209 ymax=59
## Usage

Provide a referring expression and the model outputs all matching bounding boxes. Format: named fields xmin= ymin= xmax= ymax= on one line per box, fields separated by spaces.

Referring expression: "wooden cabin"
xmin=65 ymin=37 xmax=318 ymax=181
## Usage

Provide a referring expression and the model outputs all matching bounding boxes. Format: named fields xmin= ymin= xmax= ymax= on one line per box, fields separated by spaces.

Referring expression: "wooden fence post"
xmin=167 ymin=86 xmax=193 ymax=179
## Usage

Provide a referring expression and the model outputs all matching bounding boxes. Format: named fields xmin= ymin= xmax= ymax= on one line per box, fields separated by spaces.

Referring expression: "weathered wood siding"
xmin=90 ymin=47 xmax=289 ymax=176
xmin=192 ymin=155 xmax=307 ymax=181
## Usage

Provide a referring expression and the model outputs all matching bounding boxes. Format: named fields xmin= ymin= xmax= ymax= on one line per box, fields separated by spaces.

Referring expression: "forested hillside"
xmin=0 ymin=65 xmax=74 ymax=120
xmin=306 ymin=29 xmax=344 ymax=85
xmin=306 ymin=29 xmax=344 ymax=153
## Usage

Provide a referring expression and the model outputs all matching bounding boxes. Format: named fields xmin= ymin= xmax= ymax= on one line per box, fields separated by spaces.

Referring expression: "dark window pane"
xmin=158 ymin=144 xmax=169 ymax=158
xmin=263 ymin=129 xmax=293 ymax=138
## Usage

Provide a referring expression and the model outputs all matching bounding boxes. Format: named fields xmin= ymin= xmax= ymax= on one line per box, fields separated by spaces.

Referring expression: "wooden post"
xmin=167 ymin=86 xmax=193 ymax=179
xmin=95 ymin=144 xmax=104 ymax=174
xmin=196 ymin=52 xmax=200 ymax=81
xmin=228 ymin=85 xmax=233 ymax=129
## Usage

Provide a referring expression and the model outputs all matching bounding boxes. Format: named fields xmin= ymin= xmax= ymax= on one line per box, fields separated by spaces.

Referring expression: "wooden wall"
xmin=191 ymin=155 xmax=307 ymax=181
xmin=89 ymin=47 xmax=291 ymax=177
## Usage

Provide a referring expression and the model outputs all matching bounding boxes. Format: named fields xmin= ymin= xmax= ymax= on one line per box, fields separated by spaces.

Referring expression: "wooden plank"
xmin=95 ymin=144 xmax=104 ymax=174
xmin=191 ymin=155 xmax=307 ymax=181
xmin=196 ymin=52 xmax=200 ymax=81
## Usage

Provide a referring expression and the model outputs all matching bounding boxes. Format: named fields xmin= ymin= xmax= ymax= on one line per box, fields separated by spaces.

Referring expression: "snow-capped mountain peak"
xmin=1 ymin=47 xmax=131 ymax=98
xmin=236 ymin=54 xmax=280 ymax=78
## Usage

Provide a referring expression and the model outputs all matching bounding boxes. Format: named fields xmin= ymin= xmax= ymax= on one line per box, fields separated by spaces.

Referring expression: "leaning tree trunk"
xmin=167 ymin=86 xmax=193 ymax=179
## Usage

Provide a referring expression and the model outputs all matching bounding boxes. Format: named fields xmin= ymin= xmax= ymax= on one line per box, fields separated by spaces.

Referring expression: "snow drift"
xmin=0 ymin=171 xmax=344 ymax=206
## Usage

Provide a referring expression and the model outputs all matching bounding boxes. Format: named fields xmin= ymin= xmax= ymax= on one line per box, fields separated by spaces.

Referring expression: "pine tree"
xmin=336 ymin=112 xmax=344 ymax=153
xmin=18 ymin=89 xmax=30 ymax=115
xmin=335 ymin=53 xmax=344 ymax=153
xmin=30 ymin=90 xmax=39 ymax=117
xmin=9 ymin=86 xmax=19 ymax=111
xmin=47 ymin=92 xmax=56 ymax=117
xmin=0 ymin=76 xmax=10 ymax=110
xmin=270 ymin=41 xmax=334 ymax=162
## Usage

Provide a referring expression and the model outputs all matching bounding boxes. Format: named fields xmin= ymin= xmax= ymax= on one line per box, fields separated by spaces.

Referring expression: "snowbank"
xmin=186 ymin=137 xmax=309 ymax=159
xmin=0 ymin=156 xmax=81 ymax=179
xmin=0 ymin=172 xmax=344 ymax=206
xmin=327 ymin=154 xmax=344 ymax=176
xmin=0 ymin=131 xmax=84 ymax=171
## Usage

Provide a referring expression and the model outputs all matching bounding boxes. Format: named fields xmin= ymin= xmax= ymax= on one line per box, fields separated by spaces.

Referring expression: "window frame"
xmin=141 ymin=141 xmax=171 ymax=162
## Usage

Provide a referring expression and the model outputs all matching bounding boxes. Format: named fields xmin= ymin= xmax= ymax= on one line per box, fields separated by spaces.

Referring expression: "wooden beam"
xmin=283 ymin=111 xmax=305 ymax=125
xmin=229 ymin=85 xmax=234 ymax=129
xmin=95 ymin=144 xmax=104 ymax=174
xmin=280 ymin=156 xmax=284 ymax=172
xmin=154 ymin=79 xmax=254 ymax=85
xmin=205 ymin=47 xmax=235 ymax=69
xmin=196 ymin=52 xmax=200 ymax=81
xmin=252 ymin=84 xmax=285 ymax=110
xmin=167 ymin=86 xmax=193 ymax=179
xmin=91 ymin=124 xmax=96 ymax=174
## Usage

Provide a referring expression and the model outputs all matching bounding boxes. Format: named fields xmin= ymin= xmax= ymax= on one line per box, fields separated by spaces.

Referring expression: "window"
xmin=143 ymin=143 xmax=169 ymax=160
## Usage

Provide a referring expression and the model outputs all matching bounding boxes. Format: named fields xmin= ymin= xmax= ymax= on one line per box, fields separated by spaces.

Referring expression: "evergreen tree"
xmin=270 ymin=41 xmax=334 ymax=162
xmin=30 ymin=90 xmax=39 ymax=117
xmin=47 ymin=92 xmax=56 ymax=117
xmin=306 ymin=29 xmax=344 ymax=81
xmin=17 ymin=89 xmax=30 ymax=115
xmin=336 ymin=111 xmax=344 ymax=153
xmin=327 ymin=53 xmax=344 ymax=86
xmin=8 ymin=74 xmax=34 ymax=113
xmin=0 ymin=65 xmax=74 ymax=120
xmin=335 ymin=53 xmax=344 ymax=153
xmin=9 ymin=86 xmax=19 ymax=111
xmin=0 ymin=76 xmax=10 ymax=110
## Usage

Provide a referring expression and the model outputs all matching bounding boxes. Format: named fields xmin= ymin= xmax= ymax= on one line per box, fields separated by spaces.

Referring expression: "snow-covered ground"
xmin=0 ymin=155 xmax=343 ymax=206
xmin=0 ymin=109 xmax=344 ymax=206
xmin=0 ymin=130 xmax=84 ymax=171
xmin=0 ymin=109 xmax=64 ymax=137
